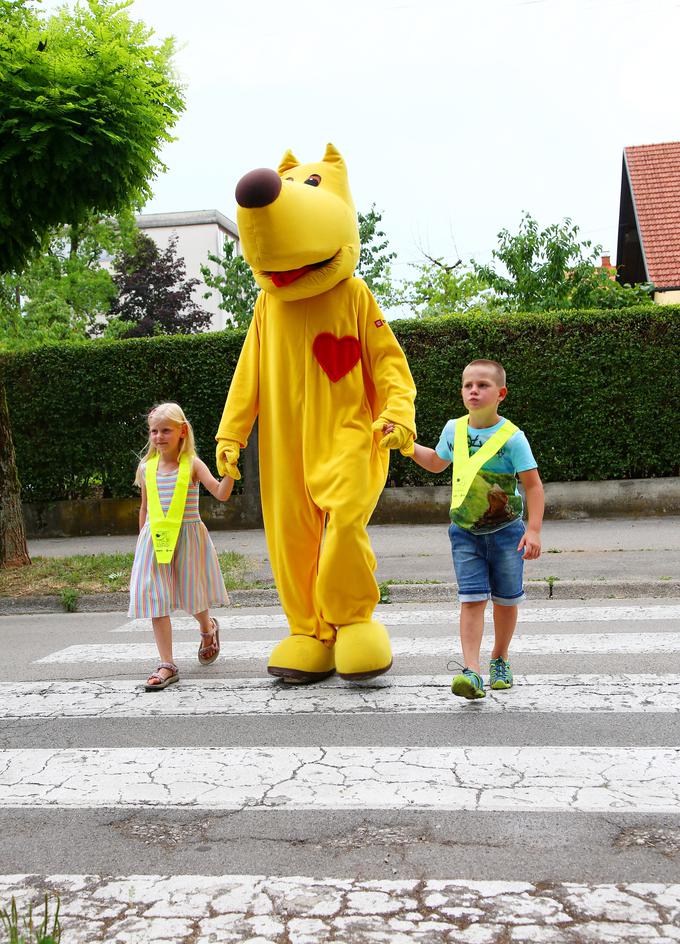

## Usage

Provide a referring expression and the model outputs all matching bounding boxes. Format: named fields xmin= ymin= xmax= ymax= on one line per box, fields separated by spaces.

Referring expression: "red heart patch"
xmin=312 ymin=333 xmax=361 ymax=382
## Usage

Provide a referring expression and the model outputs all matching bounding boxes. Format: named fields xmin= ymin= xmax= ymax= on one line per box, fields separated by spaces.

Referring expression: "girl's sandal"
xmin=144 ymin=662 xmax=179 ymax=691
xmin=198 ymin=618 xmax=220 ymax=665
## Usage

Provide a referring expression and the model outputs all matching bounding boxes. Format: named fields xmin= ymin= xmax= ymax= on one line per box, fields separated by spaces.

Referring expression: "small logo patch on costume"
xmin=374 ymin=319 xmax=384 ymax=327
xmin=313 ymin=333 xmax=361 ymax=382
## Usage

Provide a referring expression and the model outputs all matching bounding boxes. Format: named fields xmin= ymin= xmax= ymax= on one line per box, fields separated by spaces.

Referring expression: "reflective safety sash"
xmin=450 ymin=416 xmax=519 ymax=511
xmin=146 ymin=453 xmax=191 ymax=564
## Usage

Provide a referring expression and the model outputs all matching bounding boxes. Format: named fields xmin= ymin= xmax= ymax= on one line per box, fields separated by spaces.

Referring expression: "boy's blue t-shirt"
xmin=436 ymin=416 xmax=537 ymax=534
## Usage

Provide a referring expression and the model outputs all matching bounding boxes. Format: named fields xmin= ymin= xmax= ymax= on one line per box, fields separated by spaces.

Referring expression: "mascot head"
xmin=234 ymin=143 xmax=360 ymax=301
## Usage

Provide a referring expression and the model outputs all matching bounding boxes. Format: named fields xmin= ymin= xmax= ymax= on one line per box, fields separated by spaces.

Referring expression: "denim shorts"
xmin=448 ymin=518 xmax=526 ymax=605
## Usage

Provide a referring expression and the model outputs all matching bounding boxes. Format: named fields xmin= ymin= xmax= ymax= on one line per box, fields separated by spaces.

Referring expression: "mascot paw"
xmin=335 ymin=621 xmax=393 ymax=680
xmin=268 ymin=635 xmax=336 ymax=684
xmin=216 ymin=440 xmax=241 ymax=480
xmin=371 ymin=419 xmax=414 ymax=454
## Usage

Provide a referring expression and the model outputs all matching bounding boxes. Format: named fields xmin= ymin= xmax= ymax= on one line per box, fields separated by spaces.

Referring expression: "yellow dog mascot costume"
xmin=216 ymin=144 xmax=416 ymax=683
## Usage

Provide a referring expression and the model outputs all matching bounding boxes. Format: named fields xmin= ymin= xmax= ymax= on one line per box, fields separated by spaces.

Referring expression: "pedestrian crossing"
xmin=2 ymin=674 xmax=679 ymax=716
xmin=2 ymin=600 xmax=679 ymax=942
xmin=0 ymin=874 xmax=677 ymax=943
xmin=34 ymin=632 xmax=680 ymax=663
xmin=115 ymin=603 xmax=680 ymax=631
xmin=2 ymin=745 xmax=679 ymax=811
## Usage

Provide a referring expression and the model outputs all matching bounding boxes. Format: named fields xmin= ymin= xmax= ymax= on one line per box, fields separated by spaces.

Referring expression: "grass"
xmin=59 ymin=588 xmax=80 ymax=612
xmin=0 ymin=551 xmax=267 ymax=598
xmin=380 ymin=579 xmax=445 ymax=585
xmin=0 ymin=894 xmax=60 ymax=943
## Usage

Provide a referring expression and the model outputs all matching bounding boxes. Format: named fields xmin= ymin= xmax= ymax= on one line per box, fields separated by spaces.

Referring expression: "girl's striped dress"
xmin=128 ymin=464 xmax=229 ymax=618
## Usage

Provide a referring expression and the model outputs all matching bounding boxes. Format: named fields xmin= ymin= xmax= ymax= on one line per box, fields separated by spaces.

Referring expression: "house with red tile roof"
xmin=616 ymin=141 xmax=680 ymax=304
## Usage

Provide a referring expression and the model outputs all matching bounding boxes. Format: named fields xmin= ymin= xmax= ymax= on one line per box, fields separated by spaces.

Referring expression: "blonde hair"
xmin=134 ymin=402 xmax=197 ymax=487
xmin=463 ymin=359 xmax=507 ymax=387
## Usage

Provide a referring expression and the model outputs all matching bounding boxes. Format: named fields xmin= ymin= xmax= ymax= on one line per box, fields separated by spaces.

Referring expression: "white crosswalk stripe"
xmin=1 ymin=874 xmax=677 ymax=943
xmin=35 ymin=631 xmax=680 ymax=663
xmin=113 ymin=603 xmax=680 ymax=632
xmin=4 ymin=599 xmax=680 ymax=942
xmin=2 ymin=745 xmax=679 ymax=812
xmin=2 ymin=674 xmax=679 ymax=717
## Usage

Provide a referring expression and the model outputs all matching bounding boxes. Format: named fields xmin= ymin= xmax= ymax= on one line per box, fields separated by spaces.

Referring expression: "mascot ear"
xmin=322 ymin=143 xmax=345 ymax=166
xmin=278 ymin=150 xmax=300 ymax=174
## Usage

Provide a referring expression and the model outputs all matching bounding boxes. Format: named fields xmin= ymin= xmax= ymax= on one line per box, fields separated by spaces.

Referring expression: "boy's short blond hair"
xmin=463 ymin=359 xmax=506 ymax=387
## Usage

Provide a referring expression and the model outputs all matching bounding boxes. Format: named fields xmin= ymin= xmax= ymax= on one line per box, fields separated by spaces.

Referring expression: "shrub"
xmin=1 ymin=331 xmax=245 ymax=501
xmin=2 ymin=306 xmax=678 ymax=500
xmin=390 ymin=305 xmax=680 ymax=486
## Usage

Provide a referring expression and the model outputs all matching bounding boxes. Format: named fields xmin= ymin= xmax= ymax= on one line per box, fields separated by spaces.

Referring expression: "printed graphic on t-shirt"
xmin=437 ymin=417 xmax=536 ymax=535
xmin=468 ymin=430 xmax=506 ymax=457
xmin=452 ymin=469 xmax=523 ymax=533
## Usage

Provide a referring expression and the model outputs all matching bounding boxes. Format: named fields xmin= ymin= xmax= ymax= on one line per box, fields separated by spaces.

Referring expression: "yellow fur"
xmin=334 ymin=622 xmax=393 ymax=679
xmin=267 ymin=635 xmax=336 ymax=683
xmin=217 ymin=144 xmax=416 ymax=682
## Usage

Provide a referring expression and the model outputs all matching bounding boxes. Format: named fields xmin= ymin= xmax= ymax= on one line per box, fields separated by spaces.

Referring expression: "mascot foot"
xmin=335 ymin=621 xmax=393 ymax=680
xmin=268 ymin=634 xmax=336 ymax=684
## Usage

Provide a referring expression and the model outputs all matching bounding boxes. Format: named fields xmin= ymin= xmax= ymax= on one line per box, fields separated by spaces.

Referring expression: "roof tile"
xmin=625 ymin=142 xmax=680 ymax=287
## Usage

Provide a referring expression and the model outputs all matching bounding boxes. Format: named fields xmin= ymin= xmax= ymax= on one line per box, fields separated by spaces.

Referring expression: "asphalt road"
xmin=1 ymin=597 xmax=679 ymax=941
xmin=28 ymin=515 xmax=680 ymax=585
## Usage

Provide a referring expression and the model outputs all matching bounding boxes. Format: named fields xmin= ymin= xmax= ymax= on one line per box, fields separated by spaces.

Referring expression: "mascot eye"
xmin=285 ymin=176 xmax=294 ymax=181
xmin=304 ymin=174 xmax=321 ymax=187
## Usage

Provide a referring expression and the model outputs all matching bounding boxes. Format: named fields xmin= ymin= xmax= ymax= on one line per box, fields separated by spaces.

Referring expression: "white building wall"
xmin=137 ymin=211 xmax=239 ymax=332
xmin=654 ymin=289 xmax=680 ymax=305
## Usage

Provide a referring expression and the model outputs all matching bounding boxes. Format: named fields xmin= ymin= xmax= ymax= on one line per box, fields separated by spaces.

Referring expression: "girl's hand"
xmin=518 ymin=529 xmax=541 ymax=560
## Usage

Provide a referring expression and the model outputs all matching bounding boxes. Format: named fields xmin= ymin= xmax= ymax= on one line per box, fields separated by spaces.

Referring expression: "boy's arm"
xmin=517 ymin=468 xmax=544 ymax=559
xmin=412 ymin=443 xmax=451 ymax=474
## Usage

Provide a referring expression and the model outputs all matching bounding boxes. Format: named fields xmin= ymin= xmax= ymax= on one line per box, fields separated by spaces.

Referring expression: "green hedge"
xmin=1 ymin=333 xmax=246 ymax=502
xmin=2 ymin=306 xmax=678 ymax=502
xmin=391 ymin=305 xmax=680 ymax=488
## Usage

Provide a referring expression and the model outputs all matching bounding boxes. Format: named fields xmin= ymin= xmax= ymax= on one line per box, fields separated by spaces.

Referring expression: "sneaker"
xmin=489 ymin=656 xmax=513 ymax=690
xmin=451 ymin=668 xmax=486 ymax=699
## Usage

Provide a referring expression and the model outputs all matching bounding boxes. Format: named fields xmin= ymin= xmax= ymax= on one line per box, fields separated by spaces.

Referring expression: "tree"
xmin=397 ymin=254 xmax=491 ymax=318
xmin=568 ymin=264 xmax=655 ymax=310
xmin=0 ymin=210 xmax=138 ymax=351
xmin=0 ymin=0 xmax=185 ymax=273
xmin=102 ymin=233 xmax=212 ymax=338
xmin=201 ymin=238 xmax=259 ymax=328
xmin=474 ymin=213 xmax=654 ymax=312
xmin=0 ymin=0 xmax=183 ymax=568
xmin=0 ymin=380 xmax=30 ymax=566
xmin=356 ymin=205 xmax=398 ymax=309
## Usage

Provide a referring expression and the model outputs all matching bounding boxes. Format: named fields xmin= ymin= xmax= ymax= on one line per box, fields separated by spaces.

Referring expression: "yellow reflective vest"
xmin=450 ymin=416 xmax=519 ymax=511
xmin=146 ymin=453 xmax=191 ymax=564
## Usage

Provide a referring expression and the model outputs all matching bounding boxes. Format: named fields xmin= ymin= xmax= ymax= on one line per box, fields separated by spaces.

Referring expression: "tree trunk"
xmin=0 ymin=379 xmax=30 ymax=567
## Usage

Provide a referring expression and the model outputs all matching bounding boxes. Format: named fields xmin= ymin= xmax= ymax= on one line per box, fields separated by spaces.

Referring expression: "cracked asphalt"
xmin=2 ymin=528 xmax=680 ymax=939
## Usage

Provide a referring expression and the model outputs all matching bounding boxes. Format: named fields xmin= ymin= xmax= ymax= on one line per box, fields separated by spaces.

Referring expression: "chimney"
xmin=601 ymin=254 xmax=611 ymax=269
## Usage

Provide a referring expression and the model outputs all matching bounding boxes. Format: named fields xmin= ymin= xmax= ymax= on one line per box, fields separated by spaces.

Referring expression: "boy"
xmin=409 ymin=359 xmax=543 ymax=699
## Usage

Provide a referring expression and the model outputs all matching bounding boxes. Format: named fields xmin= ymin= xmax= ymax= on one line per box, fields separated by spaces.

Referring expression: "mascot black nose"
xmin=235 ymin=168 xmax=282 ymax=208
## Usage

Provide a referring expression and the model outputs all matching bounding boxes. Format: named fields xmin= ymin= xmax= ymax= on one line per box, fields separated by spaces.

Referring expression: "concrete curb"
xmin=2 ymin=580 xmax=679 ymax=615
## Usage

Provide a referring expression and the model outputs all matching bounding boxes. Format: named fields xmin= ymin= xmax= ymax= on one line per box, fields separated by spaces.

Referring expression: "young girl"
xmin=129 ymin=402 xmax=234 ymax=691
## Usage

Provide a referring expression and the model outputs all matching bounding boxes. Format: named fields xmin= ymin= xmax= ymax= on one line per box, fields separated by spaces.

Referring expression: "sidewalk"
xmin=17 ymin=516 xmax=680 ymax=611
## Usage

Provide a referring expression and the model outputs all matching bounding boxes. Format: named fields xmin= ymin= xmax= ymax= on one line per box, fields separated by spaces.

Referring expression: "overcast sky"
xmin=56 ymin=0 xmax=680 ymax=277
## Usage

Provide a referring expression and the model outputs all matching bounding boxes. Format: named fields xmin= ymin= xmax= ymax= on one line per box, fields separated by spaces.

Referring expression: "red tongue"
xmin=270 ymin=265 xmax=316 ymax=287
